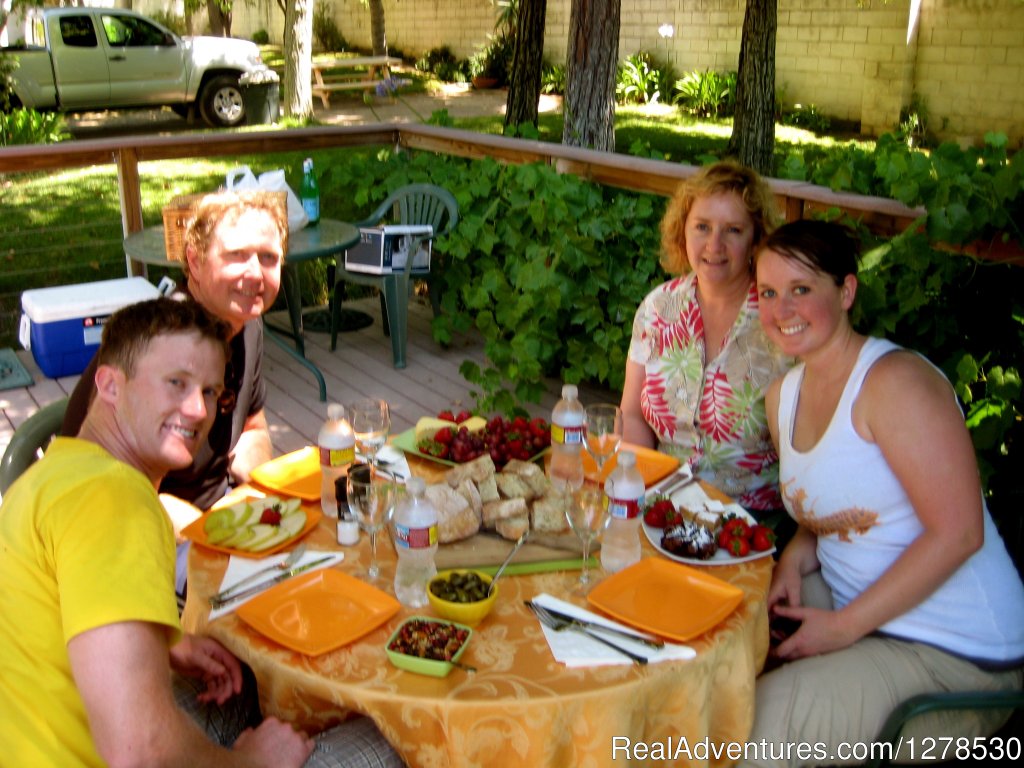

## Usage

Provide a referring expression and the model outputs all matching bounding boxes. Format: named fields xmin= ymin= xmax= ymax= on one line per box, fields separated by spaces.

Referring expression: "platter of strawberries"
xmin=641 ymin=494 xmax=776 ymax=566
xmin=392 ymin=409 xmax=552 ymax=469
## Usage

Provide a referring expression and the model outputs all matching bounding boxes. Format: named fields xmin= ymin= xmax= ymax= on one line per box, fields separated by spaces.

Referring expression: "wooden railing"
xmin=2 ymin=123 xmax=1019 ymax=269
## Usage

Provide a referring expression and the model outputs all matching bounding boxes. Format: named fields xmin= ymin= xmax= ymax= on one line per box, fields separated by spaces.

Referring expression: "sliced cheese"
xmin=461 ymin=416 xmax=487 ymax=433
xmin=415 ymin=416 xmax=457 ymax=441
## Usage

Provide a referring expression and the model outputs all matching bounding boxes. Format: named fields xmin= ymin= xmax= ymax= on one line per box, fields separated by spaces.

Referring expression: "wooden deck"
xmin=1 ymin=295 xmax=617 ymax=498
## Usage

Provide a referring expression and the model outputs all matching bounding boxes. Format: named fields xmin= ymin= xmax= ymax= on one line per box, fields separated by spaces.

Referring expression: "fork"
xmin=528 ymin=602 xmax=649 ymax=665
xmin=210 ymin=544 xmax=306 ymax=605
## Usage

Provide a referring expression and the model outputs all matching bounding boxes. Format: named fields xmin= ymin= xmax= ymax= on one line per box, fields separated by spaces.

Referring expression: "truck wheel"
xmin=199 ymin=76 xmax=244 ymax=128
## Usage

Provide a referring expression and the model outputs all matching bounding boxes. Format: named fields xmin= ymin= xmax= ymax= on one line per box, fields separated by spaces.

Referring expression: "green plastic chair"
xmin=330 ymin=184 xmax=459 ymax=369
xmin=0 ymin=397 xmax=68 ymax=496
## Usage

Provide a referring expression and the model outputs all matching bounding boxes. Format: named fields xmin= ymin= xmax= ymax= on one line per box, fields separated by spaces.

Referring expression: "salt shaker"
xmin=334 ymin=474 xmax=360 ymax=545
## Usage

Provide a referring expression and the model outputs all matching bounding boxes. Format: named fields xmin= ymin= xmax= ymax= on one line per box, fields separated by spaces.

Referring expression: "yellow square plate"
xmin=250 ymin=447 xmax=321 ymax=502
xmin=587 ymin=557 xmax=744 ymax=641
xmin=237 ymin=568 xmax=401 ymax=655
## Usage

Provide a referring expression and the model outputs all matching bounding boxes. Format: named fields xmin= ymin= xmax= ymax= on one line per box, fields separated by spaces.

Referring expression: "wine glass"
xmin=347 ymin=464 xmax=394 ymax=582
xmin=585 ymin=403 xmax=623 ymax=477
xmin=565 ymin=483 xmax=611 ymax=593
xmin=349 ymin=398 xmax=390 ymax=468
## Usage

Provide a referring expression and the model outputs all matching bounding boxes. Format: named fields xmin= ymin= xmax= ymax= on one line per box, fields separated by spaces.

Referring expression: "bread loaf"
xmin=425 ymin=484 xmax=480 ymax=543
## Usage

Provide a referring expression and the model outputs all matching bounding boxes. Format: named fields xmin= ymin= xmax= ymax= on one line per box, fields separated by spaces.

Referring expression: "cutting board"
xmin=435 ymin=531 xmax=586 ymax=571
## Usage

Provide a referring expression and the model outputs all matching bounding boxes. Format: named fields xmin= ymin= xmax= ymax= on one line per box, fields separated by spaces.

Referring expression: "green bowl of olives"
xmin=427 ymin=569 xmax=497 ymax=626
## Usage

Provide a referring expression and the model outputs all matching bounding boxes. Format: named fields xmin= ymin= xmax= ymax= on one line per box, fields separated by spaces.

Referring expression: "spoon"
xmin=488 ymin=531 xmax=529 ymax=596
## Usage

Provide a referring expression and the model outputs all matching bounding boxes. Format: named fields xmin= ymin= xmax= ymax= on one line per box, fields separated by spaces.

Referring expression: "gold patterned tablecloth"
xmin=184 ymin=489 xmax=771 ymax=768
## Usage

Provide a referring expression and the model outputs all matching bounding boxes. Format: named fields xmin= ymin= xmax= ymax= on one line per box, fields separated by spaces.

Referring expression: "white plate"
xmin=642 ymin=499 xmax=775 ymax=566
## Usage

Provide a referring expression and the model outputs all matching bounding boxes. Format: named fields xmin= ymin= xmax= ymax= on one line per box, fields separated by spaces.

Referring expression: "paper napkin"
xmin=209 ymin=549 xmax=344 ymax=620
xmin=532 ymin=593 xmax=696 ymax=667
xmin=671 ymin=483 xmax=748 ymax=519
xmin=375 ymin=445 xmax=412 ymax=482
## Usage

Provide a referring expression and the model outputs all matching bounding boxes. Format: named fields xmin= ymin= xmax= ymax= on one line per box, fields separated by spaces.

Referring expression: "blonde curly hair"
xmin=180 ymin=190 xmax=288 ymax=280
xmin=659 ymin=160 xmax=778 ymax=275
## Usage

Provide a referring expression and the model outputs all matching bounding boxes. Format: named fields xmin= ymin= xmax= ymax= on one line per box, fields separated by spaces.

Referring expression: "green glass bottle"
xmin=300 ymin=157 xmax=320 ymax=224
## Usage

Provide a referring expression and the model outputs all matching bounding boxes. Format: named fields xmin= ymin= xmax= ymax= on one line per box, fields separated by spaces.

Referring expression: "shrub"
xmin=416 ymin=46 xmax=468 ymax=82
xmin=251 ymin=29 xmax=270 ymax=45
xmin=470 ymin=33 xmax=514 ymax=84
xmin=616 ymin=52 xmax=670 ymax=105
xmin=541 ymin=60 xmax=565 ymax=95
xmin=673 ymin=69 xmax=736 ymax=118
xmin=781 ymin=103 xmax=831 ymax=134
xmin=312 ymin=6 xmax=347 ymax=53
xmin=0 ymin=108 xmax=69 ymax=146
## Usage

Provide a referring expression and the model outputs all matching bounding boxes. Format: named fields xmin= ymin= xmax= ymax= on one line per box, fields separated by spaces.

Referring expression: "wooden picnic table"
xmin=311 ymin=55 xmax=403 ymax=108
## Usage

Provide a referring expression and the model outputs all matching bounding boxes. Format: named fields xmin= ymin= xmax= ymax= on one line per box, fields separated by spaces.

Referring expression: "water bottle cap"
xmin=303 ymin=157 xmax=313 ymax=172
xmin=618 ymin=450 xmax=636 ymax=467
xmin=407 ymin=476 xmax=426 ymax=495
xmin=561 ymin=383 xmax=578 ymax=400
xmin=327 ymin=403 xmax=345 ymax=420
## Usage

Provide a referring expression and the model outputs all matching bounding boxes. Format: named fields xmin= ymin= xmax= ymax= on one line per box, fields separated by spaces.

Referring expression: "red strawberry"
xmin=434 ymin=427 xmax=455 ymax=445
xmin=643 ymin=499 xmax=676 ymax=528
xmin=727 ymin=536 xmax=751 ymax=557
xmin=260 ymin=507 xmax=282 ymax=526
xmin=455 ymin=410 xmax=473 ymax=423
xmin=437 ymin=409 xmax=455 ymax=422
xmin=751 ymin=525 xmax=776 ymax=552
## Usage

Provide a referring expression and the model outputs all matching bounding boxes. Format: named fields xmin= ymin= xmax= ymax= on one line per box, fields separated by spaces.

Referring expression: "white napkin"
xmin=209 ymin=549 xmax=344 ymax=620
xmin=532 ymin=593 xmax=696 ymax=667
xmin=644 ymin=464 xmax=694 ymax=501
xmin=375 ymin=445 xmax=412 ymax=482
xmin=671 ymin=483 xmax=748 ymax=519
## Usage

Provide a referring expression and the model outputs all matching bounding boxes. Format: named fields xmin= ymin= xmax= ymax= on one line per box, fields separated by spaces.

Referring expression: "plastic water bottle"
xmin=300 ymin=157 xmax=320 ymax=224
xmin=601 ymin=450 xmax=644 ymax=573
xmin=549 ymin=383 xmax=586 ymax=492
xmin=318 ymin=403 xmax=354 ymax=517
xmin=392 ymin=477 xmax=438 ymax=607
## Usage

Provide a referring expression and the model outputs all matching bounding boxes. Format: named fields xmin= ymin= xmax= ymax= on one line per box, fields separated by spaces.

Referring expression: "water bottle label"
xmin=552 ymin=424 xmax=586 ymax=446
xmin=607 ymin=497 xmax=641 ymax=520
xmin=302 ymin=198 xmax=320 ymax=222
xmin=319 ymin=445 xmax=354 ymax=468
xmin=394 ymin=523 xmax=438 ymax=549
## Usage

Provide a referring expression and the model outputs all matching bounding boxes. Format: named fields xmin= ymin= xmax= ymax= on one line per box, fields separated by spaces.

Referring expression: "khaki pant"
xmin=740 ymin=573 xmax=1022 ymax=767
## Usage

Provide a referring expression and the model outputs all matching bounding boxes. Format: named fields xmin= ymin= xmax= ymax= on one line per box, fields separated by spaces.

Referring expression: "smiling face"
xmin=187 ymin=208 xmax=284 ymax=335
xmin=684 ymin=192 xmax=757 ymax=295
xmin=755 ymin=247 xmax=857 ymax=359
xmin=110 ymin=332 xmax=226 ymax=481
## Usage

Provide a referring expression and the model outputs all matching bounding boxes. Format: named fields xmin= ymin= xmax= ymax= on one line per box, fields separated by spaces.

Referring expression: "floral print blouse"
xmin=628 ymin=274 xmax=792 ymax=511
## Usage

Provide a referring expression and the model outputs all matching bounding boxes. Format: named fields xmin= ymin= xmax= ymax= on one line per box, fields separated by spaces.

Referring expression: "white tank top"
xmin=777 ymin=337 xmax=1024 ymax=663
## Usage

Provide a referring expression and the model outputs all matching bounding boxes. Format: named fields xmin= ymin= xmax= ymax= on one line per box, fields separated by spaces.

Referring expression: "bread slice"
xmin=495 ymin=472 xmax=536 ymax=502
xmin=455 ymin=478 xmax=482 ymax=516
xmin=495 ymin=514 xmax=529 ymax=541
xmin=425 ymin=483 xmax=480 ymax=543
xmin=476 ymin=474 xmax=500 ymax=503
xmin=482 ymin=497 xmax=528 ymax=528
xmin=531 ymin=491 xmax=570 ymax=533
xmin=445 ymin=454 xmax=496 ymax=487
xmin=502 ymin=458 xmax=543 ymax=478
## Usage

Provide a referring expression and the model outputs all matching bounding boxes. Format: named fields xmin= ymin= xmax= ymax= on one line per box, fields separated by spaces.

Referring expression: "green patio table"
xmin=123 ymin=219 xmax=360 ymax=401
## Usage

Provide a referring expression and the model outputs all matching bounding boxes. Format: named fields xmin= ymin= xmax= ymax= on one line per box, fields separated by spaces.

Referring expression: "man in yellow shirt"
xmin=0 ymin=298 xmax=315 ymax=767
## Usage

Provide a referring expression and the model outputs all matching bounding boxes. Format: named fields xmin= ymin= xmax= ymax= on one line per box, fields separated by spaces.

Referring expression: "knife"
xmin=209 ymin=555 xmax=335 ymax=609
xmin=528 ymin=602 xmax=665 ymax=650
xmin=645 ymin=469 xmax=696 ymax=501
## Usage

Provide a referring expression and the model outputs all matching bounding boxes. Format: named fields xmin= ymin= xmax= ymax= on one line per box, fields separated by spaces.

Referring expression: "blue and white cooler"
xmin=19 ymin=277 xmax=161 ymax=378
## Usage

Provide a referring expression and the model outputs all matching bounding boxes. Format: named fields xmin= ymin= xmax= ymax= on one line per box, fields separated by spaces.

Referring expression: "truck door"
xmin=47 ymin=14 xmax=111 ymax=108
xmin=99 ymin=13 xmax=187 ymax=105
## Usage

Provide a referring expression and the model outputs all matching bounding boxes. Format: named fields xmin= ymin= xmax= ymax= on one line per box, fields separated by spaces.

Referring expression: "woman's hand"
xmin=169 ymin=634 xmax=243 ymax=705
xmin=766 ymin=525 xmax=818 ymax=613
xmin=771 ymin=603 xmax=859 ymax=660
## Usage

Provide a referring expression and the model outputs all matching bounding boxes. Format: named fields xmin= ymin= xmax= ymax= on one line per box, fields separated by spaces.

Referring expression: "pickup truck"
xmin=1 ymin=7 xmax=269 ymax=127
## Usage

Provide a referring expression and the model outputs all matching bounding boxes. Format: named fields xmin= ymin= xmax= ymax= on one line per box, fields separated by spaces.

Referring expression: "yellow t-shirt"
xmin=0 ymin=438 xmax=180 ymax=767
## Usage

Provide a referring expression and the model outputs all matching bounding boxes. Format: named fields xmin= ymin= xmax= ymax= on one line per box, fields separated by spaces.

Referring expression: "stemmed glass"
xmin=585 ymin=403 xmax=623 ymax=478
xmin=349 ymin=398 xmax=390 ymax=468
xmin=565 ymin=483 xmax=611 ymax=594
xmin=346 ymin=464 xmax=393 ymax=582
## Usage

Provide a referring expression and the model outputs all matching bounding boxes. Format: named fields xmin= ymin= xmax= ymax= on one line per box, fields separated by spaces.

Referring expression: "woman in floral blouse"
xmin=621 ymin=161 xmax=791 ymax=514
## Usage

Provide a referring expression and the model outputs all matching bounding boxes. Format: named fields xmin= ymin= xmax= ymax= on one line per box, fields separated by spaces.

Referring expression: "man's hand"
xmin=170 ymin=634 xmax=243 ymax=705
xmin=233 ymin=717 xmax=315 ymax=768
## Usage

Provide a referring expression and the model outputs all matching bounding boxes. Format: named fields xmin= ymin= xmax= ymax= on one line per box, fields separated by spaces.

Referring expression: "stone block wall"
xmin=162 ymin=0 xmax=1023 ymax=145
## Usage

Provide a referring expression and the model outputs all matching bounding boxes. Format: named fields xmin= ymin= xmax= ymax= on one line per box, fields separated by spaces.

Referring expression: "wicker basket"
xmin=161 ymin=193 xmax=204 ymax=263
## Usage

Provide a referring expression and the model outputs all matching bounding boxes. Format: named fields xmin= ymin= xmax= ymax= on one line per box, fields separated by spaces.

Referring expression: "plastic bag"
xmin=226 ymin=165 xmax=309 ymax=231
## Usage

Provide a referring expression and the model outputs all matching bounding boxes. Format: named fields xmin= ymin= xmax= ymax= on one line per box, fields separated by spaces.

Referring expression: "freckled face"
xmin=684 ymin=192 xmax=757 ymax=293
xmin=755 ymin=248 xmax=855 ymax=358
xmin=187 ymin=209 xmax=284 ymax=335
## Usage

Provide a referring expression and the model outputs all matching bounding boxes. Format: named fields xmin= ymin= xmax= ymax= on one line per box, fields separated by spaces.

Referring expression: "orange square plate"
xmin=587 ymin=557 xmax=744 ymax=642
xmin=237 ymin=568 xmax=401 ymax=655
xmin=580 ymin=442 xmax=680 ymax=487
xmin=182 ymin=500 xmax=321 ymax=559
xmin=250 ymin=447 xmax=321 ymax=502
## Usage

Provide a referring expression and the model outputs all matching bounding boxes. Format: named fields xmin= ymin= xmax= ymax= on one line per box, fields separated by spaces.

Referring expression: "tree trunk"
xmin=368 ymin=0 xmax=387 ymax=56
xmin=505 ymin=0 xmax=547 ymax=130
xmin=283 ymin=0 xmax=314 ymax=119
xmin=206 ymin=0 xmax=232 ymax=37
xmin=562 ymin=0 xmax=620 ymax=152
xmin=726 ymin=0 xmax=777 ymax=175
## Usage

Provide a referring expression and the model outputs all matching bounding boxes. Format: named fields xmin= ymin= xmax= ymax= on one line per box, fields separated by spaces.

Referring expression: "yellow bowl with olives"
xmin=427 ymin=569 xmax=497 ymax=626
